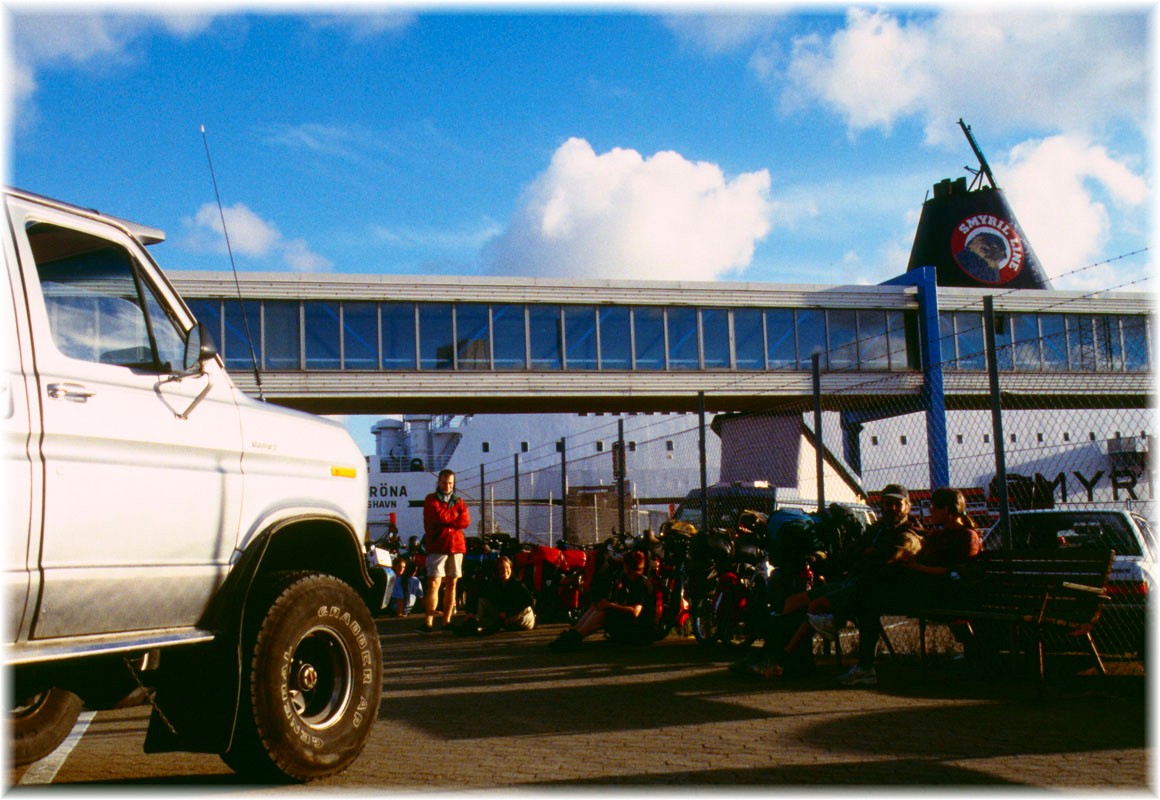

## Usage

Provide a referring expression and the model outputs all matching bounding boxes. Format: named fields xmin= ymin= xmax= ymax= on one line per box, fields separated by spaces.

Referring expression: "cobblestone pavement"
xmin=8 ymin=616 xmax=1151 ymax=791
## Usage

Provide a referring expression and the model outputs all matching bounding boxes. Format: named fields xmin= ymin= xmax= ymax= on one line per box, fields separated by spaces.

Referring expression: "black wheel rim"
xmin=289 ymin=625 xmax=353 ymax=730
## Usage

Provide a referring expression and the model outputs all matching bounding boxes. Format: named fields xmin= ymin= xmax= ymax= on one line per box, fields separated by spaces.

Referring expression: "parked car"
xmin=982 ymin=508 xmax=1154 ymax=658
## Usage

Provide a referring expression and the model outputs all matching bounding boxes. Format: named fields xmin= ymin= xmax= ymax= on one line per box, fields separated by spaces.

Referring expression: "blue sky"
xmin=5 ymin=3 xmax=1154 ymax=453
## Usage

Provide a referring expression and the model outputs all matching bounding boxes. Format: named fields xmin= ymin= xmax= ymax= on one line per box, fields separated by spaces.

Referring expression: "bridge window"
xmin=666 ymin=306 xmax=698 ymax=370
xmin=598 ymin=306 xmax=631 ymax=370
xmin=700 ymin=308 xmax=730 ymax=369
xmin=419 ymin=303 xmax=453 ymax=370
xmin=529 ymin=305 xmax=562 ymax=369
xmin=1011 ymin=313 xmax=1041 ymax=371
xmin=827 ymin=309 xmax=858 ymax=370
xmin=765 ymin=309 xmax=795 ymax=369
xmin=952 ymin=311 xmax=985 ymax=371
xmin=563 ymin=305 xmax=598 ymax=370
xmin=305 ymin=301 xmax=340 ymax=370
xmin=858 ymin=310 xmax=889 ymax=369
xmin=992 ymin=315 xmax=1014 ymax=371
xmin=264 ymin=300 xmax=300 ymax=369
xmin=1040 ymin=313 xmax=1067 ymax=370
xmin=796 ymin=309 xmax=826 ymax=369
xmin=1094 ymin=315 xmax=1122 ymax=371
xmin=492 ymin=304 xmax=527 ymax=369
xmin=382 ymin=302 xmax=416 ymax=369
xmin=1123 ymin=315 xmax=1149 ymax=371
xmin=223 ymin=299 xmax=260 ymax=371
xmin=887 ymin=311 xmax=913 ymax=369
xmin=633 ymin=307 xmax=665 ymax=370
xmin=186 ymin=298 xmax=221 ymax=352
xmin=456 ymin=303 xmax=491 ymax=370
xmin=733 ymin=308 xmax=764 ymax=370
xmin=342 ymin=302 xmax=378 ymax=370
xmin=1066 ymin=315 xmax=1095 ymax=371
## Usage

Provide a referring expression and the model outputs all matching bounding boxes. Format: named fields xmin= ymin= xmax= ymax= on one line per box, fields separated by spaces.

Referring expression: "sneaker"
xmin=416 ymin=622 xmax=436 ymax=634
xmin=837 ymin=664 xmax=877 ymax=687
xmin=744 ymin=659 xmax=784 ymax=681
xmin=807 ymin=613 xmax=838 ymax=639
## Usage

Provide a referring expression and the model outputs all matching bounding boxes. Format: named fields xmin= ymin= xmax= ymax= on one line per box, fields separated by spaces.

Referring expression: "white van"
xmin=3 ymin=188 xmax=379 ymax=782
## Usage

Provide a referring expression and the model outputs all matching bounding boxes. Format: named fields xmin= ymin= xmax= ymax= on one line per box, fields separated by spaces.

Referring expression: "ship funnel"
xmin=906 ymin=121 xmax=1052 ymax=290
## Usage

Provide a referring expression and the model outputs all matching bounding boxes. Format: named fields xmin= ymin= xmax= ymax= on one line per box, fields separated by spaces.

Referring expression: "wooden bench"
xmin=901 ymin=549 xmax=1114 ymax=685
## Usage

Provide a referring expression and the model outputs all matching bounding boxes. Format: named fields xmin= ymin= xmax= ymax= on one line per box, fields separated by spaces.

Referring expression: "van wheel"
xmin=11 ymin=687 xmax=83 ymax=766
xmin=222 ymin=573 xmax=382 ymax=783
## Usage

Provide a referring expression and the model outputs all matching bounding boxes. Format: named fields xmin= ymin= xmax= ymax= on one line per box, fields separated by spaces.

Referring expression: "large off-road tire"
xmin=11 ymin=687 xmax=83 ymax=766
xmin=222 ymin=572 xmax=382 ymax=783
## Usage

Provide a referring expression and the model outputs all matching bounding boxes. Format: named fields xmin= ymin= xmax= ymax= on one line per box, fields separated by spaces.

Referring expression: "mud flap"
xmin=143 ymin=641 xmax=239 ymax=755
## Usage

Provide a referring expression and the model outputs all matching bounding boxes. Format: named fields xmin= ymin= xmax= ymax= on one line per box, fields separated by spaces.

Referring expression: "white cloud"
xmin=780 ymin=9 xmax=1148 ymax=143
xmin=185 ymin=202 xmax=333 ymax=272
xmin=483 ymin=138 xmax=773 ymax=281
xmin=10 ymin=13 xmax=215 ymax=117
xmin=262 ymin=122 xmax=381 ymax=163
xmin=1000 ymin=135 xmax=1149 ymax=289
xmin=308 ymin=13 xmax=416 ymax=41
xmin=663 ymin=13 xmax=783 ymax=55
xmin=369 ymin=220 xmax=503 ymax=253
xmin=282 ymin=238 xmax=334 ymax=272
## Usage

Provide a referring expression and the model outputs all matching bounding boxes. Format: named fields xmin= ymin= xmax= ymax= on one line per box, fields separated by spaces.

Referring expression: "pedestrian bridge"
xmin=168 ymin=268 xmax=1152 ymax=416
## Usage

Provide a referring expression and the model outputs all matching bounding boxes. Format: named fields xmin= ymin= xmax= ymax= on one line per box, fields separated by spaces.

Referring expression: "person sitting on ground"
xmin=550 ymin=550 xmax=654 ymax=652
xmin=390 ymin=555 xmax=425 ymax=617
xmin=733 ymin=483 xmax=923 ymax=680
xmin=455 ymin=556 xmax=536 ymax=635
xmin=833 ymin=486 xmax=983 ymax=687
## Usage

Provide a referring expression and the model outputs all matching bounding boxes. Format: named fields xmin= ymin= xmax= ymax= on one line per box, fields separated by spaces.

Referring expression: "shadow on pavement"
xmin=537 ymin=758 xmax=1022 ymax=786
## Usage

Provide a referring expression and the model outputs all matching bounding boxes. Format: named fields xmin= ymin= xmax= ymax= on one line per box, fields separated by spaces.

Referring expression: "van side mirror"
xmin=183 ymin=322 xmax=218 ymax=373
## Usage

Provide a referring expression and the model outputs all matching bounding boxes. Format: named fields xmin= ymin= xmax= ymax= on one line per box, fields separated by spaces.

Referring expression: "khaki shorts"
xmin=426 ymin=553 xmax=463 ymax=579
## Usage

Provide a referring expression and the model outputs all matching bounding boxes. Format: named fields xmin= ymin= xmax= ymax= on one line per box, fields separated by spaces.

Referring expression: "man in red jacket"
xmin=419 ymin=469 xmax=471 ymax=633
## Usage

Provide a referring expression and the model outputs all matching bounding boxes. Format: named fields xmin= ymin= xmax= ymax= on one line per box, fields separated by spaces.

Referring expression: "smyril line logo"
xmin=951 ymin=213 xmax=1025 ymax=285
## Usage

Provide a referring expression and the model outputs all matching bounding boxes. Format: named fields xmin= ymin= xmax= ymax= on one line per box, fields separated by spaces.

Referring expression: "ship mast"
xmin=959 ymin=118 xmax=998 ymax=191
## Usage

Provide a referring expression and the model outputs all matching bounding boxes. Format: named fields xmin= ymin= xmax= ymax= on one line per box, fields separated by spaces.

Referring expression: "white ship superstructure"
xmin=365 ymin=408 xmax=1153 ymax=544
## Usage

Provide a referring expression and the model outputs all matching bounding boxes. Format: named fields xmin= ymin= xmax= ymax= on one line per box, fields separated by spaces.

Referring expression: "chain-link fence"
xmin=451 ymin=286 xmax=1152 ymax=667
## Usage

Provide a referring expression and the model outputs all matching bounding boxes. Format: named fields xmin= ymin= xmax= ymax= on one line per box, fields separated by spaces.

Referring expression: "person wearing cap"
xmin=550 ymin=550 xmax=655 ymax=652
xmin=826 ymin=483 xmax=926 ymax=686
xmin=732 ymin=483 xmax=923 ymax=682
xmin=838 ymin=487 xmax=984 ymax=685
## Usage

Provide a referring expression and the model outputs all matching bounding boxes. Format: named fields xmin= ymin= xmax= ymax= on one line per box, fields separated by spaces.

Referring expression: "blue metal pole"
xmin=916 ymin=267 xmax=950 ymax=490
xmin=882 ymin=266 xmax=949 ymax=491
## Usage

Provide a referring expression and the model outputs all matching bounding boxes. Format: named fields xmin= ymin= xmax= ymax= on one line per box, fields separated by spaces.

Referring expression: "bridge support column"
xmin=882 ymin=266 xmax=949 ymax=491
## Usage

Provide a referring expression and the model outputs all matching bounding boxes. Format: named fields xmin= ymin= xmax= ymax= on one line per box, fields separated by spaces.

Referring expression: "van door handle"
xmin=47 ymin=382 xmax=95 ymax=402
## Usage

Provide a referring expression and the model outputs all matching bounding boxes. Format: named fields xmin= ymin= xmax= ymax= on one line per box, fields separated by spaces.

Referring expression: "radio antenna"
xmin=200 ymin=124 xmax=264 ymax=401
